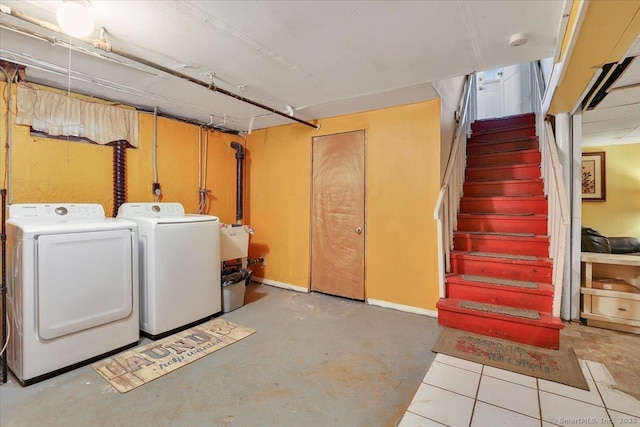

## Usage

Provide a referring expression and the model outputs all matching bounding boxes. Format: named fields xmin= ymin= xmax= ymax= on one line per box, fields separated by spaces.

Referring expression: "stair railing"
xmin=434 ymin=74 xmax=475 ymax=298
xmin=531 ymin=62 xmax=570 ymax=317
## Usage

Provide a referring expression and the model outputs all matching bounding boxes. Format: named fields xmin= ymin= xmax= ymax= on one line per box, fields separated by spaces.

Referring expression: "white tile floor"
xmin=400 ymin=353 xmax=640 ymax=427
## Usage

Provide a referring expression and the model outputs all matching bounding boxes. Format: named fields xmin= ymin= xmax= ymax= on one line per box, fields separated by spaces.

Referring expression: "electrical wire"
xmin=196 ymin=126 xmax=210 ymax=214
xmin=0 ymin=292 xmax=13 ymax=359
xmin=0 ymin=313 xmax=9 ymax=357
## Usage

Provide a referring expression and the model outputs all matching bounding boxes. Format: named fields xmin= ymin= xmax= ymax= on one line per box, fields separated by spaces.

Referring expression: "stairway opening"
xmin=437 ymin=112 xmax=563 ymax=349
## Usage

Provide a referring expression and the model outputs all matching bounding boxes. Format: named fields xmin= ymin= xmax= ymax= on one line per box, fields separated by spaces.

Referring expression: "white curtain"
xmin=16 ymin=85 xmax=139 ymax=147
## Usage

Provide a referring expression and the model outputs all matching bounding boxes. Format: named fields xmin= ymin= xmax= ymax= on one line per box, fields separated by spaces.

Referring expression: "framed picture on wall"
xmin=582 ymin=152 xmax=606 ymax=201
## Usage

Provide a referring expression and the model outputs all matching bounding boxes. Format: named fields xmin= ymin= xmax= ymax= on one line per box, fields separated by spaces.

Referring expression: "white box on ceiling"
xmin=220 ymin=226 xmax=250 ymax=261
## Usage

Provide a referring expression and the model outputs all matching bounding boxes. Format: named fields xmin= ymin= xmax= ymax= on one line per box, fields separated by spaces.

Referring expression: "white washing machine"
xmin=117 ymin=203 xmax=221 ymax=339
xmin=5 ymin=204 xmax=140 ymax=385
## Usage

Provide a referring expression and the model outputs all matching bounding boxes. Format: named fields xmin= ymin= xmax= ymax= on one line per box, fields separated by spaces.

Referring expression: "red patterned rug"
xmin=432 ymin=328 xmax=589 ymax=390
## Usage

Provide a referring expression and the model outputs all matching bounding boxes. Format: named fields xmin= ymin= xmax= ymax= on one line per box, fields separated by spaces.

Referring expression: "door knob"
xmin=355 ymin=227 xmax=362 ymax=234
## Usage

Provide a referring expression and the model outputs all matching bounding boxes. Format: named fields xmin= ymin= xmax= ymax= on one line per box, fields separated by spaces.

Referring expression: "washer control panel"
xmin=8 ymin=204 xmax=105 ymax=220
xmin=117 ymin=202 xmax=185 ymax=218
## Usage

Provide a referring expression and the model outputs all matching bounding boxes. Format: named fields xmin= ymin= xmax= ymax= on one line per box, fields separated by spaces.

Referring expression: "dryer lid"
xmin=8 ymin=203 xmax=105 ymax=220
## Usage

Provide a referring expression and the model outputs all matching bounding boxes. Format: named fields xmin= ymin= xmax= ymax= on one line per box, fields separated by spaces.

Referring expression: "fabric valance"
xmin=16 ymin=85 xmax=139 ymax=147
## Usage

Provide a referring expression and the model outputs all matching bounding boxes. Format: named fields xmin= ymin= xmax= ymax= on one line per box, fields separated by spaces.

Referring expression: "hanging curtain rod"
xmin=0 ymin=6 xmax=320 ymax=130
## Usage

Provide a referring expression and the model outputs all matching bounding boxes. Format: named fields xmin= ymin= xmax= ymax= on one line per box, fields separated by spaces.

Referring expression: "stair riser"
xmin=450 ymin=257 xmax=552 ymax=283
xmin=463 ymin=182 xmax=544 ymax=197
xmin=447 ymin=283 xmax=552 ymax=312
xmin=467 ymin=151 xmax=541 ymax=168
xmin=453 ymin=235 xmax=549 ymax=257
xmin=472 ymin=114 xmax=535 ymax=133
xmin=467 ymin=139 xmax=538 ymax=155
xmin=465 ymin=165 xmax=540 ymax=182
xmin=457 ymin=217 xmax=547 ymax=235
xmin=459 ymin=198 xmax=547 ymax=214
xmin=469 ymin=126 xmax=536 ymax=144
xmin=437 ymin=310 xmax=560 ymax=349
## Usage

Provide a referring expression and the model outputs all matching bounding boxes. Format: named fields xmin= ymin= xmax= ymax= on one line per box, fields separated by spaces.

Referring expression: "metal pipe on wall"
xmin=0 ymin=66 xmax=13 ymax=205
xmin=230 ymin=142 xmax=245 ymax=223
xmin=112 ymin=141 xmax=127 ymax=217
xmin=0 ymin=6 xmax=319 ymax=130
xmin=1 ymin=188 xmax=7 ymax=384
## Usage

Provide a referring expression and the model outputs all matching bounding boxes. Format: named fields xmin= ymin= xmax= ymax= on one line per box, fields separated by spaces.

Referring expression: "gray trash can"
xmin=221 ymin=269 xmax=251 ymax=313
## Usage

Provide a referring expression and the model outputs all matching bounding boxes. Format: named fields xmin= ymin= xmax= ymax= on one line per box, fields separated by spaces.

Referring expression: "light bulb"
xmin=57 ymin=2 xmax=95 ymax=38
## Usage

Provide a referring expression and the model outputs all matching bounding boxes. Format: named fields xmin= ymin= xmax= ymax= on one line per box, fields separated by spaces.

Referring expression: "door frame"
xmin=308 ymin=129 xmax=367 ymax=299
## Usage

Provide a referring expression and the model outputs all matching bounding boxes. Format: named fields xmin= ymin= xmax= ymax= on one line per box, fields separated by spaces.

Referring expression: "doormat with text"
xmin=432 ymin=328 xmax=589 ymax=390
xmin=93 ymin=319 xmax=255 ymax=393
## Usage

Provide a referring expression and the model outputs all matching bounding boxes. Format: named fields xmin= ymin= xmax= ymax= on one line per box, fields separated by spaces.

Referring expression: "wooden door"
xmin=311 ymin=130 xmax=365 ymax=300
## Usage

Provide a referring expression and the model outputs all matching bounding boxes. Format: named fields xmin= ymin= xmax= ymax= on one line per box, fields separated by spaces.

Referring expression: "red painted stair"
xmin=437 ymin=113 xmax=562 ymax=349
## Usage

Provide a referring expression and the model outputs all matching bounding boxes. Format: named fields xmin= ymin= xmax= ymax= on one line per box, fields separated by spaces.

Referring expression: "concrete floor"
xmin=0 ymin=284 xmax=442 ymax=427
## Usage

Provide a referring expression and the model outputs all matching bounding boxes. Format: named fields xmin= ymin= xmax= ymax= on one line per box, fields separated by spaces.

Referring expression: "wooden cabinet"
xmin=580 ymin=252 xmax=640 ymax=334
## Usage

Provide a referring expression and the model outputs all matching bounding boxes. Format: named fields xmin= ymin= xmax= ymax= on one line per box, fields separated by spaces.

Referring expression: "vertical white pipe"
xmin=153 ymin=107 xmax=158 ymax=183
xmin=198 ymin=126 xmax=202 ymax=190
xmin=202 ymin=129 xmax=209 ymax=213
xmin=569 ymin=112 xmax=583 ymax=321
xmin=555 ymin=112 xmax=571 ymax=318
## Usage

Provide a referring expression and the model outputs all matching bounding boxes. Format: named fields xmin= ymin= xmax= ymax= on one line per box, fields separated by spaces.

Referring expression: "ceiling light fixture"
xmin=509 ymin=33 xmax=528 ymax=47
xmin=56 ymin=1 xmax=94 ymax=38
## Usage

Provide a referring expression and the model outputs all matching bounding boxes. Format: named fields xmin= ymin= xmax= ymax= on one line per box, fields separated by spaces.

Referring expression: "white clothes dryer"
xmin=117 ymin=203 xmax=221 ymax=339
xmin=5 ymin=204 xmax=140 ymax=385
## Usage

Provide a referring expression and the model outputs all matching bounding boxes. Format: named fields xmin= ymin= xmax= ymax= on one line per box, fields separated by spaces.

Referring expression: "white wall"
xmin=433 ymin=75 xmax=466 ymax=180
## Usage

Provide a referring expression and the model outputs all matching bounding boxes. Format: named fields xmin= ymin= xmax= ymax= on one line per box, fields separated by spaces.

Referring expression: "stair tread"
xmin=451 ymin=250 xmax=551 ymax=263
xmin=468 ymin=148 xmax=539 ymax=158
xmin=465 ymin=178 xmax=543 ymax=184
xmin=459 ymin=300 xmax=540 ymax=319
xmin=460 ymin=274 xmax=538 ymax=288
xmin=470 ymin=212 xmax=535 ymax=216
xmin=467 ymin=135 xmax=537 ymax=145
xmin=471 ymin=123 xmax=536 ymax=136
xmin=472 ymin=113 xmax=535 ymax=126
xmin=458 ymin=213 xmax=547 ymax=219
xmin=467 ymin=251 xmax=539 ymax=261
xmin=449 ymin=274 xmax=554 ymax=293
xmin=461 ymin=195 xmax=546 ymax=200
xmin=466 ymin=164 xmax=540 ymax=171
xmin=469 ymin=147 xmax=539 ymax=156
xmin=454 ymin=231 xmax=546 ymax=239
xmin=437 ymin=298 xmax=563 ymax=329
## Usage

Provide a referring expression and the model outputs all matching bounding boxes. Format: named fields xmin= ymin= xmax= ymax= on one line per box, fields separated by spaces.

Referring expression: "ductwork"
xmin=230 ymin=142 xmax=245 ymax=223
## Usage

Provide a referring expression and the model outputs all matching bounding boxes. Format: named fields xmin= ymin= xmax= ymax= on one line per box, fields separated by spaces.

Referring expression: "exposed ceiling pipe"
xmin=93 ymin=36 xmax=319 ymax=129
xmin=0 ymin=6 xmax=320 ymax=130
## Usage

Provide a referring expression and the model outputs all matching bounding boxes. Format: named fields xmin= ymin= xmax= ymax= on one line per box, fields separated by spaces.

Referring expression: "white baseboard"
xmin=366 ymin=299 xmax=438 ymax=317
xmin=251 ymin=276 xmax=309 ymax=293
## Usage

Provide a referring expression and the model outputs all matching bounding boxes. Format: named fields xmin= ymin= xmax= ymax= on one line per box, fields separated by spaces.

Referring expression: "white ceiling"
xmin=582 ymin=37 xmax=640 ymax=147
xmin=0 ymin=0 xmax=566 ymax=133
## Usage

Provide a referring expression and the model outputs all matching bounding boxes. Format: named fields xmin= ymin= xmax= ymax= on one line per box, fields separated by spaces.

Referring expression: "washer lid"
xmin=117 ymin=202 xmax=185 ymax=218
xmin=122 ymin=214 xmax=220 ymax=226
xmin=117 ymin=202 xmax=219 ymax=225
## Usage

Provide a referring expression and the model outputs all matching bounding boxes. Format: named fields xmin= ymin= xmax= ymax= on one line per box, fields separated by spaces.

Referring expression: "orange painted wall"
xmin=0 ymin=81 xmax=240 ymax=222
xmin=246 ymin=100 xmax=442 ymax=310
